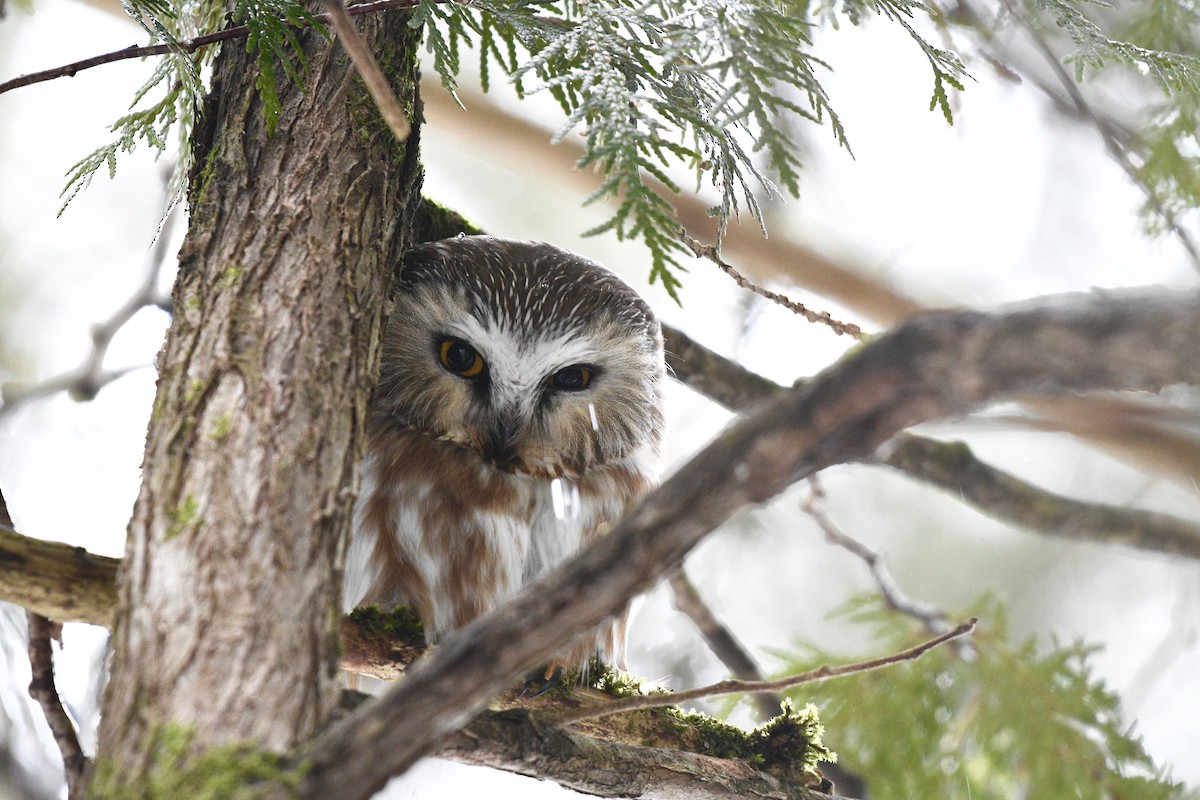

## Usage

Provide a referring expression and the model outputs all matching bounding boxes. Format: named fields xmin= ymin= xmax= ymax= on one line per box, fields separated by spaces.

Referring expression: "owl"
xmin=342 ymin=235 xmax=665 ymax=675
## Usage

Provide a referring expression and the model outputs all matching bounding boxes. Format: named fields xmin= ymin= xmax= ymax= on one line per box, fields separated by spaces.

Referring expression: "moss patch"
xmin=346 ymin=604 xmax=424 ymax=647
xmin=164 ymin=495 xmax=202 ymax=541
xmin=90 ymin=724 xmax=300 ymax=799
xmin=584 ymin=664 xmax=835 ymax=779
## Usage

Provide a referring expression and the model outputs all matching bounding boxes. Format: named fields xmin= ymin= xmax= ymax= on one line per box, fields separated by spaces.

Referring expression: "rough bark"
xmin=93 ymin=8 xmax=423 ymax=783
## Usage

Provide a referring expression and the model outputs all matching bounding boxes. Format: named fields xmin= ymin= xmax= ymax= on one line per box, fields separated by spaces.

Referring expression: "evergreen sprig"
xmin=1112 ymin=0 xmax=1200 ymax=233
xmin=60 ymin=0 xmax=313 ymax=213
xmin=770 ymin=595 xmax=1193 ymax=799
xmin=66 ymin=0 xmax=1200 ymax=289
xmin=234 ymin=0 xmax=322 ymax=134
xmin=417 ymin=0 xmax=859 ymax=298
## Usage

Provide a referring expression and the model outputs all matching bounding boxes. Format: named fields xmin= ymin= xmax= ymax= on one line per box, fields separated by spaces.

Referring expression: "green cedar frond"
xmin=62 ymin=0 xmax=317 ymax=213
xmin=234 ymin=0 xmax=321 ymax=133
xmin=416 ymin=0 xmax=853 ymax=296
xmin=770 ymin=595 xmax=1192 ymax=800
xmin=835 ymin=0 xmax=969 ymax=122
xmin=1027 ymin=0 xmax=1200 ymax=240
xmin=1036 ymin=0 xmax=1200 ymax=92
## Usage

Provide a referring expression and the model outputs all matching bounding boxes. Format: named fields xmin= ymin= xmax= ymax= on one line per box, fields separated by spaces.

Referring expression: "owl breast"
xmin=344 ymin=422 xmax=653 ymax=654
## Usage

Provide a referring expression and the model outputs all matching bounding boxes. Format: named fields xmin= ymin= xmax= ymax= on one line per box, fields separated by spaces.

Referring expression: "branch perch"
xmin=0 ymin=525 xmax=118 ymax=627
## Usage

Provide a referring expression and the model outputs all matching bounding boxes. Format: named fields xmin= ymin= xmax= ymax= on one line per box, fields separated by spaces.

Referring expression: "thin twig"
xmin=678 ymin=230 xmax=865 ymax=338
xmin=0 ymin=204 xmax=177 ymax=419
xmin=0 ymin=0 xmax=426 ymax=97
xmin=667 ymin=570 xmax=783 ymax=721
xmin=322 ymin=0 xmax=411 ymax=142
xmin=544 ymin=618 xmax=977 ymax=727
xmin=27 ymin=613 xmax=90 ymax=799
xmin=801 ymin=479 xmax=954 ymax=636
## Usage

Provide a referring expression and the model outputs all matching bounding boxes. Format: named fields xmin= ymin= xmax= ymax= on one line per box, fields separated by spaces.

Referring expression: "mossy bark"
xmin=93 ymin=9 xmax=423 ymax=786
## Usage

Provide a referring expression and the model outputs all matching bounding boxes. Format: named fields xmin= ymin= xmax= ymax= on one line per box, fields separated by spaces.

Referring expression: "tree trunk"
xmin=93 ymin=9 xmax=423 ymax=785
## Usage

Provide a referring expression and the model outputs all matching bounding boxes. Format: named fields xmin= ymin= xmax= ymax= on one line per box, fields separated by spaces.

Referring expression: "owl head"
xmin=373 ymin=236 xmax=665 ymax=479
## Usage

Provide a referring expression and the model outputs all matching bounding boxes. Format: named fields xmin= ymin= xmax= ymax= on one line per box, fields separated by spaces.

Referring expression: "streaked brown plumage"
xmin=343 ymin=236 xmax=664 ymax=667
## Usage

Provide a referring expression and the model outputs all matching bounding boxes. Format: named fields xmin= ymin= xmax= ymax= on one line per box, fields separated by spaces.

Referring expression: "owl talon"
xmin=521 ymin=663 xmax=565 ymax=697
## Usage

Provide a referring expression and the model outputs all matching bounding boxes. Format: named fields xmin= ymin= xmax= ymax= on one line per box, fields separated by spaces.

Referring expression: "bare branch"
xmin=0 ymin=203 xmax=175 ymax=419
xmin=661 ymin=324 xmax=780 ymax=409
xmin=322 ymin=0 xmax=411 ymax=142
xmin=880 ymin=432 xmax=1200 ymax=559
xmin=26 ymin=613 xmax=90 ymax=799
xmin=667 ymin=570 xmax=784 ymax=721
xmin=293 ymin=289 xmax=1200 ymax=800
xmin=0 ymin=0 xmax=426 ymax=97
xmin=801 ymin=480 xmax=954 ymax=636
xmin=544 ymin=619 xmax=977 ymax=728
xmin=679 ymin=231 xmax=864 ymax=338
xmin=663 ymin=324 xmax=1200 ymax=560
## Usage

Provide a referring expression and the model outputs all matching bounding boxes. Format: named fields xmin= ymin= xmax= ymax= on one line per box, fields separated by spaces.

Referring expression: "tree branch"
xmin=662 ymin=324 xmax=1200 ymax=560
xmin=678 ymin=231 xmax=864 ymax=339
xmin=661 ymin=325 xmax=783 ymax=410
xmin=443 ymin=708 xmax=837 ymax=800
xmin=880 ymin=432 xmax=1200 ymax=559
xmin=801 ymin=480 xmax=956 ymax=636
xmin=26 ymin=613 xmax=89 ymax=799
xmin=0 ymin=199 xmax=175 ymax=419
xmin=294 ymin=288 xmax=1200 ymax=800
xmin=0 ymin=525 xmax=118 ymax=627
xmin=321 ymin=0 xmax=411 ymax=142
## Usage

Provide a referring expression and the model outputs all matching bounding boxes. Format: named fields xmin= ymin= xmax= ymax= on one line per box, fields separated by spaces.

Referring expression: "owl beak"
xmin=482 ymin=418 xmax=520 ymax=468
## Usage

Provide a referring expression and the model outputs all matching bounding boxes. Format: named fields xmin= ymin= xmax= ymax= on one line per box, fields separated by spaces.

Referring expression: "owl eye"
xmin=438 ymin=337 xmax=485 ymax=378
xmin=549 ymin=366 xmax=592 ymax=392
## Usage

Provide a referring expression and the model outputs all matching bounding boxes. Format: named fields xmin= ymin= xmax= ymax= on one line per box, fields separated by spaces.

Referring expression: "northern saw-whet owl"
xmin=343 ymin=235 xmax=665 ymax=672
